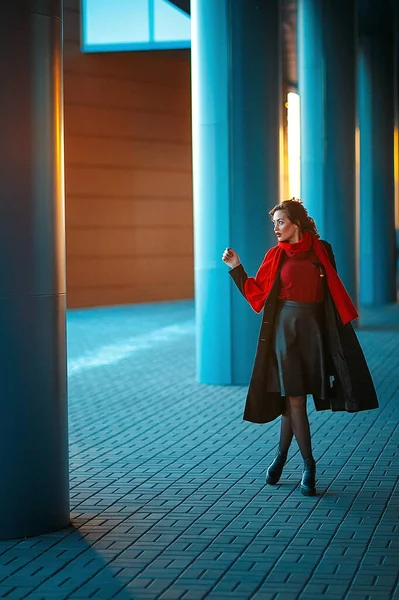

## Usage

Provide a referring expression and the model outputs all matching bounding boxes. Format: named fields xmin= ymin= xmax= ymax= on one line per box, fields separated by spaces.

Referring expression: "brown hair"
xmin=269 ymin=198 xmax=320 ymax=238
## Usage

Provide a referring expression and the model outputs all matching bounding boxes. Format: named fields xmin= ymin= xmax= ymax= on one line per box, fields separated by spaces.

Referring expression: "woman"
xmin=222 ymin=199 xmax=378 ymax=496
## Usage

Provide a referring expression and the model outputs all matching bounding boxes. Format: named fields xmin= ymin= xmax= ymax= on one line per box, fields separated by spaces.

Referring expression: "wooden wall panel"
xmin=67 ymin=255 xmax=193 ymax=288
xmin=66 ymin=168 xmax=192 ymax=198
xmin=65 ymin=105 xmax=191 ymax=143
xmin=65 ymin=138 xmax=192 ymax=172
xmin=65 ymin=198 xmax=192 ymax=228
xmin=64 ymin=71 xmax=190 ymax=114
xmin=67 ymin=284 xmax=194 ymax=309
xmin=66 ymin=227 xmax=193 ymax=258
xmin=64 ymin=42 xmax=191 ymax=87
xmin=63 ymin=4 xmax=193 ymax=308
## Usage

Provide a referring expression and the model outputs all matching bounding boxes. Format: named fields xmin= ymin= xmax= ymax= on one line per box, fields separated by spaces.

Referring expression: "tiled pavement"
xmin=0 ymin=300 xmax=398 ymax=600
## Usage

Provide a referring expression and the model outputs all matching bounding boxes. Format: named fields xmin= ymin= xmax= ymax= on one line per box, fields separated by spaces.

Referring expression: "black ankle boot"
xmin=300 ymin=458 xmax=316 ymax=496
xmin=266 ymin=451 xmax=288 ymax=485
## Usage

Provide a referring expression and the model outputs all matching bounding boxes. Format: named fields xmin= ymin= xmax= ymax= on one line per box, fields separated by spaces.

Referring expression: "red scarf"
xmin=243 ymin=231 xmax=358 ymax=325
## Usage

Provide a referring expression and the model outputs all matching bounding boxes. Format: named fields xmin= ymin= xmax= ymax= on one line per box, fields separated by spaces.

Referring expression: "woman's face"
xmin=272 ymin=210 xmax=299 ymax=243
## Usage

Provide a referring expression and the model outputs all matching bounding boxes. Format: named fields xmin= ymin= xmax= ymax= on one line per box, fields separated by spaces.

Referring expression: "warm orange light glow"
xmin=54 ymin=39 xmax=66 ymax=292
xmin=394 ymin=126 xmax=399 ymax=229
xmin=355 ymin=125 xmax=360 ymax=300
xmin=280 ymin=121 xmax=286 ymax=203
xmin=287 ymin=92 xmax=301 ymax=198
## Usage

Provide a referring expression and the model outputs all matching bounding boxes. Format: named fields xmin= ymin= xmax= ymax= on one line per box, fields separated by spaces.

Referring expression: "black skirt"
xmin=267 ymin=300 xmax=328 ymax=399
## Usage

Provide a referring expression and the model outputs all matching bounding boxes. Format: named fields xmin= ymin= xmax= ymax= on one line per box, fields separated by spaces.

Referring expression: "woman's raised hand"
xmin=222 ymin=247 xmax=241 ymax=269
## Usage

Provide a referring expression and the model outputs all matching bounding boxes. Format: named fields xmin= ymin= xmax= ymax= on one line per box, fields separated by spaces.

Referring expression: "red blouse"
xmin=278 ymin=249 xmax=324 ymax=303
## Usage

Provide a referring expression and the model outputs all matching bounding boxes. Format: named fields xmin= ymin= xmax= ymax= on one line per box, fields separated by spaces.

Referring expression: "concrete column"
xmin=298 ymin=0 xmax=357 ymax=301
xmin=297 ymin=0 xmax=324 ymax=231
xmin=358 ymin=31 xmax=396 ymax=305
xmin=191 ymin=0 xmax=280 ymax=384
xmin=0 ymin=1 xmax=69 ymax=538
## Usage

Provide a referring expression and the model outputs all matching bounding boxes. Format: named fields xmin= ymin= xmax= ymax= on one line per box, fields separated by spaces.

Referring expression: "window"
xmin=81 ymin=0 xmax=191 ymax=52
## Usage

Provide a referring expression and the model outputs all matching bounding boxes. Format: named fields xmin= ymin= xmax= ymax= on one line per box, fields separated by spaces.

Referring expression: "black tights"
xmin=278 ymin=396 xmax=313 ymax=460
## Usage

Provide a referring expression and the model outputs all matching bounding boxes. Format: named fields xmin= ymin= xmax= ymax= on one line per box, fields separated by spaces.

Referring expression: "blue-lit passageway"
xmin=0 ymin=301 xmax=397 ymax=598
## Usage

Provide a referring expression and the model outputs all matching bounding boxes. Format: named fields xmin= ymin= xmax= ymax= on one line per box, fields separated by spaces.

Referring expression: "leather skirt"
xmin=266 ymin=300 xmax=328 ymax=398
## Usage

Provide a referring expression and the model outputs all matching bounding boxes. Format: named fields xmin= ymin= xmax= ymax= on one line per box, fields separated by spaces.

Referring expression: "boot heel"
xmin=300 ymin=458 xmax=316 ymax=496
xmin=266 ymin=451 xmax=288 ymax=485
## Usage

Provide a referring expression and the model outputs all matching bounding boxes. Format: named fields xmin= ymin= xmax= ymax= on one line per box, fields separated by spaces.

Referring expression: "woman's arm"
xmin=227 ymin=251 xmax=273 ymax=313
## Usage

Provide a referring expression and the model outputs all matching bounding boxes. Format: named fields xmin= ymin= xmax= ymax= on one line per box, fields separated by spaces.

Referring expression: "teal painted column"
xmin=297 ymin=0 xmax=324 ymax=233
xmin=298 ymin=0 xmax=357 ymax=302
xmin=0 ymin=2 xmax=69 ymax=538
xmin=191 ymin=0 xmax=280 ymax=384
xmin=358 ymin=33 xmax=396 ymax=305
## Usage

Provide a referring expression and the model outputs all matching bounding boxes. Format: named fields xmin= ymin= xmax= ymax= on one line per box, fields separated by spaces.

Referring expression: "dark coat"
xmin=229 ymin=241 xmax=379 ymax=424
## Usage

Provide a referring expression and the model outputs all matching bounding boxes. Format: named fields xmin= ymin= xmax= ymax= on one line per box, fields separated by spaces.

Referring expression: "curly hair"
xmin=269 ymin=198 xmax=320 ymax=239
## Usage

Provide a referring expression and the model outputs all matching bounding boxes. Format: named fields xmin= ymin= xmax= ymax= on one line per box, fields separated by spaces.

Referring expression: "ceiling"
xmin=168 ymin=0 xmax=298 ymax=89
xmin=167 ymin=0 xmax=398 ymax=92
xmin=168 ymin=0 xmax=190 ymax=14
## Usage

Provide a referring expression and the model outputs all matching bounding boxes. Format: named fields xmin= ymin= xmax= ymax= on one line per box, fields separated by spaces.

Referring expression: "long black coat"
xmin=229 ymin=241 xmax=379 ymax=424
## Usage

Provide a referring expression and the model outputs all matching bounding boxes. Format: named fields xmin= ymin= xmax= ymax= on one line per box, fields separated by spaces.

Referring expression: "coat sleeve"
xmin=228 ymin=256 xmax=270 ymax=314
xmin=228 ymin=263 xmax=248 ymax=297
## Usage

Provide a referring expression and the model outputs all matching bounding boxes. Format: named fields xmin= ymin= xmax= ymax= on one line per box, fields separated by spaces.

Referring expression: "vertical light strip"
xmin=395 ymin=35 xmax=399 ymax=232
xmin=148 ymin=0 xmax=155 ymax=42
xmin=394 ymin=126 xmax=399 ymax=229
xmin=282 ymin=98 xmax=290 ymax=200
xmin=355 ymin=123 xmax=360 ymax=305
xmin=287 ymin=91 xmax=301 ymax=198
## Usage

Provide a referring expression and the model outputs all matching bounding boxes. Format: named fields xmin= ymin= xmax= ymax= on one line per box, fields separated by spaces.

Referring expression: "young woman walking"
xmin=222 ymin=199 xmax=378 ymax=496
